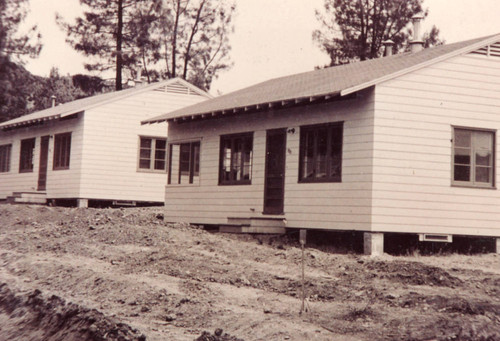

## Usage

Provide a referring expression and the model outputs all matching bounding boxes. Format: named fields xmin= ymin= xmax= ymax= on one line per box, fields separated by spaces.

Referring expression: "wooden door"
xmin=263 ymin=129 xmax=286 ymax=214
xmin=37 ymin=136 xmax=50 ymax=191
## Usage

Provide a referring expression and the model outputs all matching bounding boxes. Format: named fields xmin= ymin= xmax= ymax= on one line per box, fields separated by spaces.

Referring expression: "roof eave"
xmin=162 ymin=91 xmax=344 ymax=124
xmin=0 ymin=111 xmax=84 ymax=131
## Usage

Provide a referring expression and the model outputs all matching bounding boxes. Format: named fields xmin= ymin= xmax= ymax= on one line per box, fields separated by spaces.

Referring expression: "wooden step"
xmin=7 ymin=192 xmax=47 ymax=204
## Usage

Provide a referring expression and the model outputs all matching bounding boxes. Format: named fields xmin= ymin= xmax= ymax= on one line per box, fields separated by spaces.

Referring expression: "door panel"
xmin=37 ymin=136 xmax=50 ymax=191
xmin=263 ymin=129 xmax=286 ymax=215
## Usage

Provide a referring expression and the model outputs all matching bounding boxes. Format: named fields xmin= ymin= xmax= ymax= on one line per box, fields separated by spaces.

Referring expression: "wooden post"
xmin=299 ymin=229 xmax=307 ymax=313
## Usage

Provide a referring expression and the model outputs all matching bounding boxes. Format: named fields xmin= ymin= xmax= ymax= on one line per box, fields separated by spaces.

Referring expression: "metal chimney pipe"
xmin=383 ymin=40 xmax=394 ymax=56
xmin=410 ymin=14 xmax=425 ymax=53
xmin=51 ymin=95 xmax=56 ymax=107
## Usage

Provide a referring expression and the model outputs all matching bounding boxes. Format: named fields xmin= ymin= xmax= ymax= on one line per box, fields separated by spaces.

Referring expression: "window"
xmin=168 ymin=141 xmax=200 ymax=185
xmin=0 ymin=144 xmax=11 ymax=173
xmin=19 ymin=138 xmax=36 ymax=173
xmin=138 ymin=137 xmax=167 ymax=171
xmin=299 ymin=122 xmax=343 ymax=183
xmin=219 ymin=133 xmax=253 ymax=185
xmin=453 ymin=128 xmax=495 ymax=187
xmin=53 ymin=133 xmax=72 ymax=170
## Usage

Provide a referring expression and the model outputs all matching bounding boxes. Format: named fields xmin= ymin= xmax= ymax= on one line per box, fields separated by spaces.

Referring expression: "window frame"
xmin=0 ymin=144 xmax=12 ymax=173
xmin=19 ymin=137 xmax=36 ymax=173
xmin=298 ymin=122 xmax=343 ymax=183
xmin=137 ymin=136 xmax=168 ymax=172
xmin=218 ymin=132 xmax=253 ymax=186
xmin=167 ymin=140 xmax=201 ymax=185
xmin=452 ymin=126 xmax=496 ymax=189
xmin=53 ymin=132 xmax=72 ymax=170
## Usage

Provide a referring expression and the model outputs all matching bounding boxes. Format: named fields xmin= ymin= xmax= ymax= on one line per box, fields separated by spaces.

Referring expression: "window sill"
xmin=53 ymin=167 xmax=70 ymax=171
xmin=167 ymin=183 xmax=200 ymax=187
xmin=19 ymin=169 xmax=33 ymax=173
xmin=218 ymin=181 xmax=252 ymax=186
xmin=451 ymin=183 xmax=496 ymax=190
xmin=298 ymin=178 xmax=341 ymax=184
xmin=137 ymin=169 xmax=167 ymax=174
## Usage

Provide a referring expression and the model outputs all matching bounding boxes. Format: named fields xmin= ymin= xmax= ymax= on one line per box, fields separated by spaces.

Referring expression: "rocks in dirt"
xmin=385 ymin=293 xmax=399 ymax=300
xmin=194 ymin=329 xmax=244 ymax=341
xmin=239 ymin=276 xmax=251 ymax=286
xmin=165 ymin=314 xmax=176 ymax=322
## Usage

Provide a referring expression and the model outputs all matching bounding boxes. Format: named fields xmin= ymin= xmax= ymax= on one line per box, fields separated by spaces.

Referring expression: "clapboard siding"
xmin=164 ymin=88 xmax=375 ymax=229
xmin=372 ymin=53 xmax=500 ymax=237
xmin=79 ymin=89 xmax=206 ymax=202
xmin=0 ymin=116 xmax=84 ymax=199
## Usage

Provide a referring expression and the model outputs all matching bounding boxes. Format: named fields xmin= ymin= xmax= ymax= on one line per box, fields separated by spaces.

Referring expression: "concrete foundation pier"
xmin=364 ymin=232 xmax=384 ymax=256
xmin=77 ymin=199 xmax=89 ymax=208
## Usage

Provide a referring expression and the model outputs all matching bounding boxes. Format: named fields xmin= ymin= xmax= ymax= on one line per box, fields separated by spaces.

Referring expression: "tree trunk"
xmin=183 ymin=0 xmax=206 ymax=79
xmin=116 ymin=0 xmax=123 ymax=90
xmin=171 ymin=0 xmax=181 ymax=78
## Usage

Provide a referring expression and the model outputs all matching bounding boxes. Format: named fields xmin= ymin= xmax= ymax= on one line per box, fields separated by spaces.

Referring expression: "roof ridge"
xmin=146 ymin=32 xmax=500 ymax=124
xmin=1 ymin=77 xmax=210 ymax=129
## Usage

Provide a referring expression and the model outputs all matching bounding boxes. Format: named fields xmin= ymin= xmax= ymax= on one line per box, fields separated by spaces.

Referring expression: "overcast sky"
xmin=23 ymin=0 xmax=500 ymax=95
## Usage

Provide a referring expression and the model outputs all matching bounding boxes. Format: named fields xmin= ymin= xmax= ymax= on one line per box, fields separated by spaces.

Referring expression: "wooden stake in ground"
xmin=299 ymin=229 xmax=307 ymax=314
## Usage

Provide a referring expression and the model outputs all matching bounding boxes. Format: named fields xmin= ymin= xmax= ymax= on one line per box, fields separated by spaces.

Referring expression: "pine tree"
xmin=0 ymin=0 xmax=42 ymax=63
xmin=313 ymin=0 xmax=444 ymax=66
xmin=58 ymin=0 xmax=235 ymax=91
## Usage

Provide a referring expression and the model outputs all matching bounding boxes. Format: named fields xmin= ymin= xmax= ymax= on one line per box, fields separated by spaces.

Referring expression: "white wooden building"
xmin=144 ymin=34 xmax=500 ymax=254
xmin=0 ymin=78 xmax=210 ymax=206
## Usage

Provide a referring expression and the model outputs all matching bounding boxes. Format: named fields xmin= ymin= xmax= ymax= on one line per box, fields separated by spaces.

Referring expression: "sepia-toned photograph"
xmin=1 ymin=0 xmax=500 ymax=340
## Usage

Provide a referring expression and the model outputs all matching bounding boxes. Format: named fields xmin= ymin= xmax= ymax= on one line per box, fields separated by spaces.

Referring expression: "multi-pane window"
xmin=0 ymin=144 xmax=12 ymax=173
xmin=139 ymin=137 xmax=167 ymax=171
xmin=299 ymin=122 xmax=343 ymax=182
xmin=19 ymin=138 xmax=36 ymax=173
xmin=53 ymin=132 xmax=72 ymax=170
xmin=168 ymin=141 xmax=200 ymax=185
xmin=453 ymin=128 xmax=495 ymax=187
xmin=219 ymin=133 xmax=253 ymax=185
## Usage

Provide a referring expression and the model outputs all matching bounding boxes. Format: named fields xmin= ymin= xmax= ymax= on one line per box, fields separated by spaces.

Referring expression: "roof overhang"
xmin=169 ymin=92 xmax=344 ymax=124
xmin=0 ymin=111 xmax=82 ymax=131
xmin=144 ymin=91 xmax=353 ymax=125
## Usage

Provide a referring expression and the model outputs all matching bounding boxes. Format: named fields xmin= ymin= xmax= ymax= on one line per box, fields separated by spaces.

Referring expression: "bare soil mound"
xmin=0 ymin=283 xmax=145 ymax=341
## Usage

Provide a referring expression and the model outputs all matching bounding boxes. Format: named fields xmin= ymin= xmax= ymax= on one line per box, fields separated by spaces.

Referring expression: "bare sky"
xmin=24 ymin=0 xmax=500 ymax=95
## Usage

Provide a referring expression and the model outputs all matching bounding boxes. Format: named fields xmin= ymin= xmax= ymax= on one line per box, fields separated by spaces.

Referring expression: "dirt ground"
xmin=1 ymin=204 xmax=500 ymax=341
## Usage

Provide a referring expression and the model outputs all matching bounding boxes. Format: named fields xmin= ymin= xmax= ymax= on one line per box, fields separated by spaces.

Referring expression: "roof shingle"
xmin=144 ymin=33 xmax=500 ymax=124
xmin=0 ymin=78 xmax=209 ymax=129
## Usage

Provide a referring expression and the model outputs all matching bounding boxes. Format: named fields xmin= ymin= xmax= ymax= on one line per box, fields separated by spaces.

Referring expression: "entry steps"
xmin=220 ymin=216 xmax=286 ymax=234
xmin=6 ymin=191 xmax=47 ymax=204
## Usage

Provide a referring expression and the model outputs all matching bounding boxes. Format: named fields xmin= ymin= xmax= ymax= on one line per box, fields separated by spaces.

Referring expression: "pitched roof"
xmin=0 ymin=77 xmax=211 ymax=130
xmin=144 ymin=33 xmax=500 ymax=124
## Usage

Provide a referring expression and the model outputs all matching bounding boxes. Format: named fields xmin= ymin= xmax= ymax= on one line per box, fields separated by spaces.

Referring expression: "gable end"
xmin=154 ymin=81 xmax=203 ymax=96
xmin=469 ymin=41 xmax=500 ymax=58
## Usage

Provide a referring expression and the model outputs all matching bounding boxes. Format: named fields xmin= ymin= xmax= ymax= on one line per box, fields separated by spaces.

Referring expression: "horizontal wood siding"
xmin=0 ymin=117 xmax=84 ymax=199
xmin=165 ymin=88 xmax=375 ymax=229
xmin=79 ymin=90 xmax=206 ymax=202
xmin=372 ymin=53 xmax=500 ymax=237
